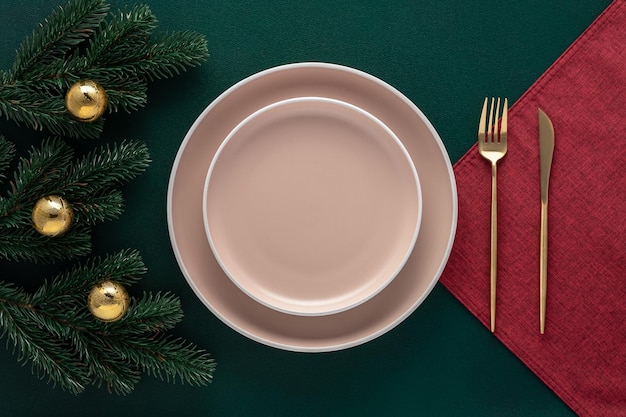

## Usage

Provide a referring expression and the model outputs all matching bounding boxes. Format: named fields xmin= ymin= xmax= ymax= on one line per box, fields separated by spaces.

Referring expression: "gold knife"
xmin=538 ymin=108 xmax=554 ymax=334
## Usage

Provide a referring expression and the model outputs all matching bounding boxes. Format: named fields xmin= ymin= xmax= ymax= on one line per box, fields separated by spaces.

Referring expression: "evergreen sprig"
xmin=0 ymin=0 xmax=209 ymax=138
xmin=11 ymin=0 xmax=110 ymax=80
xmin=0 ymin=135 xmax=150 ymax=262
xmin=0 ymin=0 xmax=216 ymax=394
xmin=0 ymin=137 xmax=15 ymax=180
xmin=0 ymin=249 xmax=215 ymax=394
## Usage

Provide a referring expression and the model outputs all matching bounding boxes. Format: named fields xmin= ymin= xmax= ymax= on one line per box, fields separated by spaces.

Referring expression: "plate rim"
xmin=167 ymin=62 xmax=458 ymax=352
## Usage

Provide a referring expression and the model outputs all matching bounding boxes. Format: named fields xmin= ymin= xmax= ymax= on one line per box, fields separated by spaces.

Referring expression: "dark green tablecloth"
xmin=0 ymin=1 xmax=611 ymax=416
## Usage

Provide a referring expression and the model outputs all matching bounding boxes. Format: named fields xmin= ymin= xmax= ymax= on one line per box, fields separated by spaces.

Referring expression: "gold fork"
xmin=478 ymin=97 xmax=508 ymax=332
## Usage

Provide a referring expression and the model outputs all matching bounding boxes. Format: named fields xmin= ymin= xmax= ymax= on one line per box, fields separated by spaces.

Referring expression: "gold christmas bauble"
xmin=31 ymin=195 xmax=74 ymax=237
xmin=87 ymin=280 xmax=130 ymax=322
xmin=65 ymin=79 xmax=108 ymax=122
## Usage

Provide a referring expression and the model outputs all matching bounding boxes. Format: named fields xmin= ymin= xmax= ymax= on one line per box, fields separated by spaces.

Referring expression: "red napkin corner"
xmin=440 ymin=1 xmax=626 ymax=416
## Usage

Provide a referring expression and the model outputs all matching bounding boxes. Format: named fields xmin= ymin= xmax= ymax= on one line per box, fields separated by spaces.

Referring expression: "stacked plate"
xmin=167 ymin=63 xmax=457 ymax=352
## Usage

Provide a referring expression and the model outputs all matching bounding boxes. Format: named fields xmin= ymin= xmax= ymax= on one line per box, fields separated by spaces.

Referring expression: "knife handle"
xmin=539 ymin=200 xmax=548 ymax=334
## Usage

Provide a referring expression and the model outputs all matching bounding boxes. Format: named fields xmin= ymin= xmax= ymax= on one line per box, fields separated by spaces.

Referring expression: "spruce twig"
xmin=0 ymin=137 xmax=16 ymax=181
xmin=0 ymin=81 xmax=104 ymax=138
xmin=0 ymin=0 xmax=216 ymax=394
xmin=9 ymin=0 xmax=110 ymax=80
xmin=0 ymin=250 xmax=216 ymax=394
xmin=0 ymin=136 xmax=150 ymax=262
xmin=0 ymin=226 xmax=92 ymax=263
xmin=0 ymin=0 xmax=209 ymax=138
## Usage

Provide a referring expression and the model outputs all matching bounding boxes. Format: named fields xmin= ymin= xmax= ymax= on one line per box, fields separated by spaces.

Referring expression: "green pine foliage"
xmin=0 ymin=135 xmax=150 ymax=262
xmin=0 ymin=249 xmax=215 ymax=394
xmin=0 ymin=137 xmax=15 ymax=177
xmin=0 ymin=0 xmax=216 ymax=393
xmin=0 ymin=0 xmax=208 ymax=138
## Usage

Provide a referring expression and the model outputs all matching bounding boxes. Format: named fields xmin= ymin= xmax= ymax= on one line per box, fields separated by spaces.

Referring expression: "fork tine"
xmin=478 ymin=97 xmax=488 ymax=141
xmin=501 ymin=98 xmax=508 ymax=143
xmin=494 ymin=98 xmax=501 ymax=142
xmin=487 ymin=97 xmax=495 ymax=142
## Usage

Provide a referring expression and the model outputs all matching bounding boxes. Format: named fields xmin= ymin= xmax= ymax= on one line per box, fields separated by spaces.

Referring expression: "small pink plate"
xmin=167 ymin=63 xmax=457 ymax=352
xmin=203 ymin=97 xmax=421 ymax=316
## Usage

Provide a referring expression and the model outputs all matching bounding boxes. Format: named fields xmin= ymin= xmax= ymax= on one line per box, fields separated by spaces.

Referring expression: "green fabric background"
xmin=0 ymin=1 xmax=612 ymax=416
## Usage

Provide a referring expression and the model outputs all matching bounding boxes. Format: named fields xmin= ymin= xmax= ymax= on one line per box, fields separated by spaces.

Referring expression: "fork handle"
xmin=490 ymin=162 xmax=498 ymax=333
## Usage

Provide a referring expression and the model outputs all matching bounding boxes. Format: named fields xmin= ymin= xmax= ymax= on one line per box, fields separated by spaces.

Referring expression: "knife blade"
xmin=538 ymin=108 xmax=554 ymax=334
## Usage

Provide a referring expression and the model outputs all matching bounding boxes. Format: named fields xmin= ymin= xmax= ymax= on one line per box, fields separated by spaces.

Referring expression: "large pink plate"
xmin=167 ymin=62 xmax=457 ymax=352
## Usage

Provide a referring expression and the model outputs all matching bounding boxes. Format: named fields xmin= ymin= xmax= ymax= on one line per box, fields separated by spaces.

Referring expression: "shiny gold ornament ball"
xmin=65 ymin=79 xmax=108 ymax=122
xmin=87 ymin=280 xmax=130 ymax=322
xmin=31 ymin=195 xmax=74 ymax=237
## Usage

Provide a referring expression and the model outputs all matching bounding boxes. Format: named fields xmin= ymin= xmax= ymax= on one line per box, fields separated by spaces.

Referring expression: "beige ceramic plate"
xmin=168 ymin=62 xmax=457 ymax=352
xmin=203 ymin=97 xmax=421 ymax=316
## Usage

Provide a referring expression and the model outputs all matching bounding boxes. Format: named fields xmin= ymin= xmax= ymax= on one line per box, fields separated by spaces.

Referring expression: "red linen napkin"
xmin=439 ymin=1 xmax=626 ymax=416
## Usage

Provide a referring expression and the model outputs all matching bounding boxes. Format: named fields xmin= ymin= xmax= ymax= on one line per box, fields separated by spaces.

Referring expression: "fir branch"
xmin=112 ymin=334 xmax=215 ymax=386
xmin=61 ymin=139 xmax=150 ymax=224
xmin=125 ymin=30 xmax=209 ymax=82
xmin=111 ymin=291 xmax=183 ymax=334
xmin=0 ymin=0 xmax=208 ymax=138
xmin=10 ymin=0 xmax=110 ymax=80
xmin=0 ymin=136 xmax=16 ymax=182
xmin=0 ymin=138 xmax=69 ymax=228
xmin=62 ymin=139 xmax=151 ymax=197
xmin=0 ymin=282 xmax=91 ymax=393
xmin=76 ymin=29 xmax=209 ymax=83
xmin=7 ymin=137 xmax=74 ymax=204
xmin=32 ymin=249 xmax=146 ymax=302
xmin=0 ymin=225 xmax=91 ymax=263
xmin=85 ymin=4 xmax=158 ymax=67
xmin=82 ymin=339 xmax=142 ymax=394
xmin=95 ymin=76 xmax=148 ymax=114
xmin=80 ymin=5 xmax=208 ymax=82
xmin=0 ymin=138 xmax=150 ymax=262
xmin=0 ymin=250 xmax=216 ymax=394
xmin=0 ymin=81 xmax=103 ymax=138
xmin=71 ymin=190 xmax=124 ymax=224
xmin=0 ymin=0 xmax=215 ymax=395
xmin=0 ymin=136 xmax=150 ymax=216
